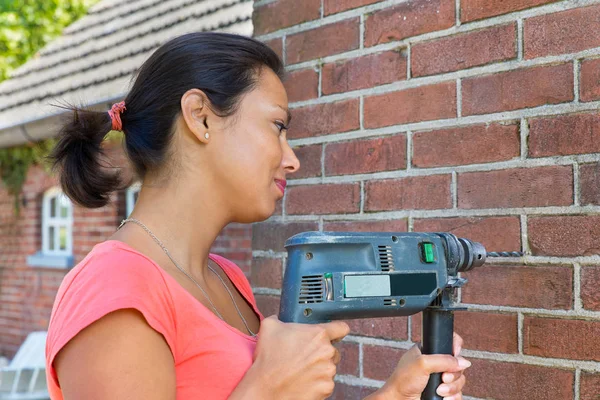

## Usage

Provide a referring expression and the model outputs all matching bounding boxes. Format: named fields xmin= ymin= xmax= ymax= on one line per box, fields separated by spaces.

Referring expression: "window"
xmin=42 ymin=187 xmax=73 ymax=255
xmin=126 ymin=182 xmax=141 ymax=216
xmin=27 ymin=187 xmax=74 ymax=268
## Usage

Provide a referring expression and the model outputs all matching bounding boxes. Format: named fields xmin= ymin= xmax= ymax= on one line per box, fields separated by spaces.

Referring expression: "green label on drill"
xmin=421 ymin=242 xmax=435 ymax=263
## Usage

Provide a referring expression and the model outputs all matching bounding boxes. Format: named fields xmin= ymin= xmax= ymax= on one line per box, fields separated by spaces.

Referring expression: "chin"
xmin=234 ymin=202 xmax=277 ymax=224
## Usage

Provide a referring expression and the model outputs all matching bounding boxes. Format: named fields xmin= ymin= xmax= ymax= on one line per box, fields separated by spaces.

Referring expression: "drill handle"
xmin=421 ymin=307 xmax=455 ymax=400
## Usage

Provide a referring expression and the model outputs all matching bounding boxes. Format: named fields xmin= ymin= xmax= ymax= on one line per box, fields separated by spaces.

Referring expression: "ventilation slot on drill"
xmin=378 ymin=245 xmax=395 ymax=272
xmin=299 ymin=275 xmax=324 ymax=304
xmin=383 ymin=298 xmax=397 ymax=306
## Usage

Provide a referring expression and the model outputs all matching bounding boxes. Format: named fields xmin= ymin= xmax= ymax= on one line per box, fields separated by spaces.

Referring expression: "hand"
xmin=373 ymin=333 xmax=471 ymax=400
xmin=247 ymin=315 xmax=349 ymax=400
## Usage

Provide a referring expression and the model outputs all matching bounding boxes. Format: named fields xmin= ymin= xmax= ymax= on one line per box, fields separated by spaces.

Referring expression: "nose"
xmin=282 ymin=139 xmax=300 ymax=175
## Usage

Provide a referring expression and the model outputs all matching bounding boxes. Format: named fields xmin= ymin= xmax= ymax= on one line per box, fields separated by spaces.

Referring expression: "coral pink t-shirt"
xmin=45 ymin=240 xmax=264 ymax=399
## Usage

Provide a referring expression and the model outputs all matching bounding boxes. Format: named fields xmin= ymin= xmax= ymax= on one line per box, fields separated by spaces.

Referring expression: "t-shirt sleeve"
xmin=46 ymin=247 xmax=178 ymax=370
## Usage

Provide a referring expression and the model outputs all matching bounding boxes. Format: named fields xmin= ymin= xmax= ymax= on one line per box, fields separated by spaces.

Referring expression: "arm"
xmin=54 ymin=309 xmax=177 ymax=400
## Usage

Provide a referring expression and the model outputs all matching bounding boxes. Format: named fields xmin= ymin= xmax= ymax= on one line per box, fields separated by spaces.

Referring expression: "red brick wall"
xmin=252 ymin=1 xmax=600 ymax=399
xmin=0 ymin=154 xmax=252 ymax=358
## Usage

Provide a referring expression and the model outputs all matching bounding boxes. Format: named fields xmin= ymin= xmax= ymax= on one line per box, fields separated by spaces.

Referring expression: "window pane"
xmin=48 ymin=226 xmax=55 ymax=250
xmin=50 ymin=197 xmax=56 ymax=218
xmin=59 ymin=195 xmax=69 ymax=219
xmin=133 ymin=191 xmax=139 ymax=204
xmin=59 ymin=227 xmax=67 ymax=250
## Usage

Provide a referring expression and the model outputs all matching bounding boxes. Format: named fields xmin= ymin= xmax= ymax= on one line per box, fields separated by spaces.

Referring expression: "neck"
xmin=118 ymin=173 xmax=233 ymax=281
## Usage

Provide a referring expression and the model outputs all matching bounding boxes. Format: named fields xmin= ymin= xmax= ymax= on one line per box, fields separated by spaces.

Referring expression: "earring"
xmin=204 ymin=132 xmax=210 ymax=140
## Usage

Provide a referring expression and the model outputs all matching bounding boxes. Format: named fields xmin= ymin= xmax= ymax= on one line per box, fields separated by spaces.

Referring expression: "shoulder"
xmin=209 ymin=253 xmax=254 ymax=300
xmin=47 ymin=241 xmax=178 ymax=366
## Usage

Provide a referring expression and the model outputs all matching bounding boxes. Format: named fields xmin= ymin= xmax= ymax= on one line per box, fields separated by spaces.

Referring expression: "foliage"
xmin=0 ymin=0 xmax=99 ymax=81
xmin=0 ymin=139 xmax=56 ymax=213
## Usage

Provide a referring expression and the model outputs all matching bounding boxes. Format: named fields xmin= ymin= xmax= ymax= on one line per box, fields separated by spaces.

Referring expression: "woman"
xmin=45 ymin=32 xmax=470 ymax=399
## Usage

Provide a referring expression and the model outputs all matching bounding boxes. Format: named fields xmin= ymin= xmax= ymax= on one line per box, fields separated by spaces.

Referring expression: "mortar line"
xmin=359 ymin=342 xmax=364 ymax=378
xmin=575 ymin=369 xmax=581 ymax=400
xmin=320 ymin=0 xmax=324 ymax=19
xmin=456 ymin=78 xmax=462 ymax=118
xmin=318 ymin=64 xmax=323 ymax=97
xmin=574 ymin=162 xmax=581 ymax=206
xmin=455 ymin=0 xmax=461 ymax=26
xmin=406 ymin=131 xmax=412 ymax=171
xmin=360 ymin=181 xmax=365 ymax=214
xmin=359 ymin=95 xmax=364 ymax=130
xmin=517 ymin=19 xmax=524 ymax=60
xmin=359 ymin=14 xmax=365 ymax=49
xmin=406 ymin=43 xmax=412 ymax=80
xmin=408 ymin=213 xmax=414 ymax=232
xmin=574 ymin=58 xmax=580 ymax=103
xmin=520 ymin=214 xmax=530 ymax=255
xmin=520 ymin=118 xmax=529 ymax=159
xmin=574 ymin=263 xmax=583 ymax=311
xmin=321 ymin=143 xmax=326 ymax=182
xmin=452 ymin=171 xmax=458 ymax=209
xmin=282 ymin=35 xmax=287 ymax=67
xmin=518 ymin=312 xmax=524 ymax=354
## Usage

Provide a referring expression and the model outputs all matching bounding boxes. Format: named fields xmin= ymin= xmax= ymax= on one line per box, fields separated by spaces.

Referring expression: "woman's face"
xmin=210 ymin=67 xmax=300 ymax=222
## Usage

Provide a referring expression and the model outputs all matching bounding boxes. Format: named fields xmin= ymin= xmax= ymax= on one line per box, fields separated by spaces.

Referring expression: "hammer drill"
xmin=278 ymin=231 xmax=521 ymax=400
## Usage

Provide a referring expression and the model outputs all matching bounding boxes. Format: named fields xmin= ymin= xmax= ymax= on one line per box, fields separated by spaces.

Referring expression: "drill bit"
xmin=486 ymin=251 xmax=524 ymax=257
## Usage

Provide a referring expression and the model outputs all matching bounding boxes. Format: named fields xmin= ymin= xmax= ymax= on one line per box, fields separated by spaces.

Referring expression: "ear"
xmin=181 ymin=89 xmax=211 ymax=144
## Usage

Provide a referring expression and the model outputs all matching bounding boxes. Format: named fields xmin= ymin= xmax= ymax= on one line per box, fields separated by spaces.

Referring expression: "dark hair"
xmin=50 ymin=32 xmax=284 ymax=208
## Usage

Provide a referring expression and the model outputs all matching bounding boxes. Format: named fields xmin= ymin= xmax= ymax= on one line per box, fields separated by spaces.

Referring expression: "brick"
xmin=336 ymin=342 xmax=359 ymax=376
xmin=412 ymin=24 xmax=517 ymax=77
xmin=283 ymin=68 xmax=319 ymax=103
xmin=324 ymin=0 xmax=381 ymax=16
xmin=346 ymin=317 xmax=408 ymax=341
xmin=322 ymin=50 xmax=407 ymax=95
xmin=286 ymin=19 xmax=359 ymax=64
xmin=458 ymin=166 xmax=573 ymax=209
xmin=286 ymin=184 xmax=361 ymax=215
xmin=365 ymin=175 xmax=452 ymax=211
xmin=464 ymin=358 xmax=574 ymax=399
xmin=462 ymin=265 xmax=573 ymax=309
xmin=329 ymin=383 xmax=378 ymax=400
xmin=255 ymin=295 xmax=280 ymax=317
xmin=364 ymin=81 xmax=456 ymax=129
xmin=461 ymin=0 xmax=560 ymax=22
xmin=525 ymin=4 xmax=600 ymax=59
xmin=413 ymin=216 xmax=521 ymax=254
xmin=581 ymin=266 xmax=600 ymax=311
xmin=581 ymin=373 xmax=600 ymax=400
xmin=579 ymin=163 xmax=600 ymax=206
xmin=412 ymin=123 xmax=520 ymax=168
xmin=455 ymin=311 xmax=518 ymax=353
xmin=252 ymin=221 xmax=318 ymax=252
xmin=291 ymin=144 xmax=322 ymax=179
xmin=581 ymin=58 xmax=600 ymax=102
xmin=363 ymin=345 xmax=407 ymax=381
xmin=253 ymin=0 xmax=320 ymax=35
xmin=529 ymin=113 xmax=600 ymax=157
xmin=524 ymin=317 xmax=600 ymax=361
xmin=323 ymin=219 xmax=408 ymax=232
xmin=528 ymin=215 xmax=600 ymax=257
xmin=264 ymin=38 xmax=283 ymax=61
xmin=250 ymin=257 xmax=282 ymax=289
xmin=325 ymin=134 xmax=407 ymax=176
xmin=290 ymin=99 xmax=360 ymax=139
xmin=364 ymin=0 xmax=455 ymax=47
xmin=462 ymin=63 xmax=574 ymax=116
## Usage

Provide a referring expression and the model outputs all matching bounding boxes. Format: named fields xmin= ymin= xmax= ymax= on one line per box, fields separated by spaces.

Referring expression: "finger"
xmin=443 ymin=395 xmax=463 ymax=400
xmin=321 ymin=321 xmax=350 ymax=341
xmin=453 ymin=332 xmax=463 ymax=356
xmin=436 ymin=375 xmax=466 ymax=397
xmin=419 ymin=354 xmax=471 ymax=374
xmin=333 ymin=348 xmax=341 ymax=365
xmin=442 ymin=371 xmax=462 ymax=383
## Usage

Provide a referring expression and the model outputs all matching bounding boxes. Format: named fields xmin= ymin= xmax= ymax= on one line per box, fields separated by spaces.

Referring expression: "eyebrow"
xmin=277 ymin=105 xmax=292 ymax=125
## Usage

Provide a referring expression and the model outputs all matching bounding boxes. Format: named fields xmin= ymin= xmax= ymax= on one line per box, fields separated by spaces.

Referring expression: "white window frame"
xmin=126 ymin=182 xmax=141 ymax=217
xmin=41 ymin=187 xmax=73 ymax=256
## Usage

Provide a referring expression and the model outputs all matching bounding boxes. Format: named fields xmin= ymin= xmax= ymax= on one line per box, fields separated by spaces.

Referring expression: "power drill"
xmin=278 ymin=231 xmax=522 ymax=400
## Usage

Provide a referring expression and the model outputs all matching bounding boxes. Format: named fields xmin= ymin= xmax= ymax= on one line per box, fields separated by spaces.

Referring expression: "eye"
xmin=275 ymin=121 xmax=289 ymax=135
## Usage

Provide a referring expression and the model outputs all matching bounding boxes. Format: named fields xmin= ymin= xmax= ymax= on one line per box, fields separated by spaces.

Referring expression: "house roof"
xmin=0 ymin=0 xmax=253 ymax=148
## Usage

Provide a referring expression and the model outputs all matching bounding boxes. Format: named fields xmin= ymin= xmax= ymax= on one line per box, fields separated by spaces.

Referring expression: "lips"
xmin=274 ymin=179 xmax=286 ymax=194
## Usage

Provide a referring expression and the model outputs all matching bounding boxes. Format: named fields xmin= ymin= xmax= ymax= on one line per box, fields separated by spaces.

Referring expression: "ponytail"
xmin=49 ymin=107 xmax=122 ymax=208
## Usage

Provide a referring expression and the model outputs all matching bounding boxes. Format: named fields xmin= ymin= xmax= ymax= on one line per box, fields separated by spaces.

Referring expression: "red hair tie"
xmin=108 ymin=101 xmax=126 ymax=131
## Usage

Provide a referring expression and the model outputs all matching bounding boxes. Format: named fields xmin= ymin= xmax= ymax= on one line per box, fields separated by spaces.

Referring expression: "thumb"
xmin=419 ymin=354 xmax=471 ymax=374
